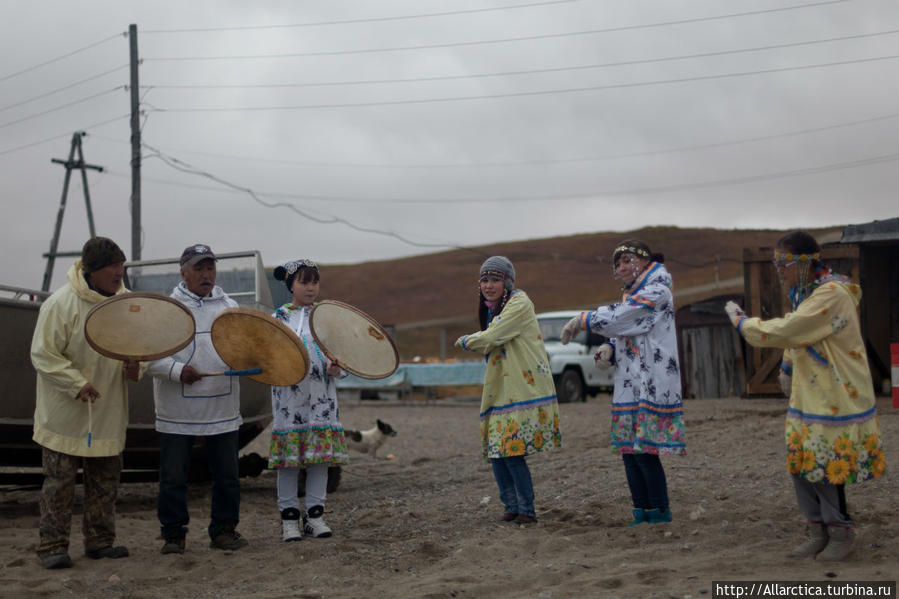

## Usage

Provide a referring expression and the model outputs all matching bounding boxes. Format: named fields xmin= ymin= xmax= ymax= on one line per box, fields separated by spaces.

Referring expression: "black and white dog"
xmin=345 ymin=419 xmax=397 ymax=458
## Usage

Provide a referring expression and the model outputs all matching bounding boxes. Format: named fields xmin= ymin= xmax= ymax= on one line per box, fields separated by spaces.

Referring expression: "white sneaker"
xmin=281 ymin=508 xmax=302 ymax=542
xmin=303 ymin=505 xmax=332 ymax=538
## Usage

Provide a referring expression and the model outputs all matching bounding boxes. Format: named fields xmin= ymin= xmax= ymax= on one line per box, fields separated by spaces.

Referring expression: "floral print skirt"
xmin=785 ymin=417 xmax=885 ymax=484
xmin=480 ymin=396 xmax=561 ymax=459
xmin=611 ymin=401 xmax=686 ymax=456
xmin=269 ymin=426 xmax=349 ymax=469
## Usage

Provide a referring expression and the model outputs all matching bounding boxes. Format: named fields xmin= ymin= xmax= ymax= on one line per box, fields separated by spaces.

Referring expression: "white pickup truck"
xmin=537 ymin=310 xmax=614 ymax=403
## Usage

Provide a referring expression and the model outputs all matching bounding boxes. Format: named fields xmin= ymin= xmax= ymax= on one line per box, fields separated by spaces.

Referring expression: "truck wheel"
xmin=557 ymin=369 xmax=585 ymax=403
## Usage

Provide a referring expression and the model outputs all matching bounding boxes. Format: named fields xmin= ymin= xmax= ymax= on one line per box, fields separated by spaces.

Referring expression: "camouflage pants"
xmin=37 ymin=447 xmax=122 ymax=558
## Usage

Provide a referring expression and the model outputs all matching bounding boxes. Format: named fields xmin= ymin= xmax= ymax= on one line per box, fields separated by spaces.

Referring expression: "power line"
xmin=0 ymin=114 xmax=130 ymax=157
xmin=0 ymin=65 xmax=128 ymax=113
xmin=144 ymin=51 xmax=899 ymax=113
xmin=141 ymin=143 xmax=476 ymax=253
xmin=91 ymin=107 xmax=899 ymax=170
xmin=125 ymin=143 xmax=899 ymax=205
xmin=141 ymin=0 xmax=582 ymax=33
xmin=143 ymin=0 xmax=849 ymax=61
xmin=140 ymin=28 xmax=899 ymax=92
xmin=0 ymin=87 xmax=125 ymax=130
xmin=0 ymin=33 xmax=124 ymax=84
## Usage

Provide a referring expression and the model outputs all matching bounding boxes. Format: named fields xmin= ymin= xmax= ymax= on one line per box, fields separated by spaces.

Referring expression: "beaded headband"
xmin=773 ymin=250 xmax=819 ymax=263
xmin=479 ymin=269 xmax=509 ymax=281
xmin=612 ymin=245 xmax=650 ymax=261
xmin=283 ymin=258 xmax=317 ymax=275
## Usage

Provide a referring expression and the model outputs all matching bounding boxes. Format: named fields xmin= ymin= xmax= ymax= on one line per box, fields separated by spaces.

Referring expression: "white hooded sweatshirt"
xmin=146 ymin=282 xmax=242 ymax=435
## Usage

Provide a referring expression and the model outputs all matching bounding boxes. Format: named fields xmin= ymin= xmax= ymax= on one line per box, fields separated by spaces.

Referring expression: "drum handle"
xmin=196 ymin=368 xmax=262 ymax=377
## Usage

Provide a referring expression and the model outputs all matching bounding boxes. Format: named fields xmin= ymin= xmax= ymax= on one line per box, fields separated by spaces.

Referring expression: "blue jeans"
xmin=490 ymin=456 xmax=535 ymax=517
xmin=622 ymin=453 xmax=669 ymax=510
xmin=158 ymin=431 xmax=241 ymax=540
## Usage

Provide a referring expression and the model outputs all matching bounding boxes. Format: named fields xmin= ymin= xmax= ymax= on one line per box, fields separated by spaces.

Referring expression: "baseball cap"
xmin=180 ymin=243 xmax=216 ymax=267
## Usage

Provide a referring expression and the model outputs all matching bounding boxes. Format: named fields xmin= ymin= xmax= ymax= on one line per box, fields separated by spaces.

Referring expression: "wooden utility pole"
xmin=42 ymin=132 xmax=103 ymax=292
xmin=129 ymin=23 xmax=141 ymax=261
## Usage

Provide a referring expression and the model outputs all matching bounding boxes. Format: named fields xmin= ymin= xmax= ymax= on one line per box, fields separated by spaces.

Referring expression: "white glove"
xmin=560 ymin=315 xmax=583 ymax=345
xmin=778 ymin=371 xmax=792 ymax=398
xmin=724 ymin=301 xmax=745 ymax=327
xmin=594 ymin=343 xmax=614 ymax=369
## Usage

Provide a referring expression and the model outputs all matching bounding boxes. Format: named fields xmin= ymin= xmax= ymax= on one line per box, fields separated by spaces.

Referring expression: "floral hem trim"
xmin=269 ymin=427 xmax=348 ymax=468
xmin=785 ymin=417 xmax=885 ymax=484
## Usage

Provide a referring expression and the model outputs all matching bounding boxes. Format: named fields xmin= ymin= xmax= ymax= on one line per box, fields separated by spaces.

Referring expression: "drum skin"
xmin=84 ymin=292 xmax=196 ymax=361
xmin=210 ymin=307 xmax=309 ymax=386
xmin=309 ymin=300 xmax=399 ymax=380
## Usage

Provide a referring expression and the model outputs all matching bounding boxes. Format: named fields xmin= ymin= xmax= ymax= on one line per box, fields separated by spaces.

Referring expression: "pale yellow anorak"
xmin=459 ymin=290 xmax=562 ymax=459
xmin=31 ymin=261 xmax=131 ymax=457
xmin=736 ymin=278 xmax=884 ymax=485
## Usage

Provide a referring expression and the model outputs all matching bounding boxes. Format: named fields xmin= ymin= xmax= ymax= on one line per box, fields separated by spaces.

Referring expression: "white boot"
xmin=281 ymin=508 xmax=302 ymax=542
xmin=816 ymin=526 xmax=854 ymax=561
xmin=303 ymin=505 xmax=332 ymax=538
xmin=789 ymin=521 xmax=827 ymax=558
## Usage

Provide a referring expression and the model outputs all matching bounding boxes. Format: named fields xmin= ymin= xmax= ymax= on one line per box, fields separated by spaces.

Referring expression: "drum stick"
xmin=197 ymin=368 xmax=263 ymax=377
xmin=87 ymin=399 xmax=92 ymax=447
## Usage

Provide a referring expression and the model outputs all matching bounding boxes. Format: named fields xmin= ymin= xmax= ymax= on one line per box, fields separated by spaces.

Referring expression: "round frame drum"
xmin=85 ymin=292 xmax=195 ymax=361
xmin=210 ymin=307 xmax=309 ymax=386
xmin=309 ymin=300 xmax=399 ymax=380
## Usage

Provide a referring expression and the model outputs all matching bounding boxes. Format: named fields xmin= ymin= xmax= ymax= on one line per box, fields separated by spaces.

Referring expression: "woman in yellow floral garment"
xmin=725 ymin=231 xmax=884 ymax=562
xmin=455 ymin=256 xmax=562 ymax=523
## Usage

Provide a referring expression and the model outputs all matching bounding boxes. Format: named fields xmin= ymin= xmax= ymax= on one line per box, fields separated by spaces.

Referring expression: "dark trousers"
xmin=490 ymin=456 xmax=535 ymax=517
xmin=38 ymin=447 xmax=122 ymax=557
xmin=158 ymin=430 xmax=240 ymax=540
xmin=622 ymin=453 xmax=669 ymax=510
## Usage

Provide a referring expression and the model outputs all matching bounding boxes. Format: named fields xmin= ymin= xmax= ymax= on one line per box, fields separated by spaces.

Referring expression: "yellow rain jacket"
xmin=459 ymin=290 xmax=562 ymax=459
xmin=31 ymin=261 xmax=131 ymax=457
xmin=736 ymin=278 xmax=884 ymax=484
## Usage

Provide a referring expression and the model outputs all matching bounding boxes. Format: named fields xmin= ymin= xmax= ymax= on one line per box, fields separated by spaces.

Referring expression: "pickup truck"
xmin=537 ymin=310 xmax=614 ymax=403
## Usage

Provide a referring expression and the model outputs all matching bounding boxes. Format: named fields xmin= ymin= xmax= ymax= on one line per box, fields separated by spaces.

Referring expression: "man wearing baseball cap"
xmin=146 ymin=243 xmax=247 ymax=554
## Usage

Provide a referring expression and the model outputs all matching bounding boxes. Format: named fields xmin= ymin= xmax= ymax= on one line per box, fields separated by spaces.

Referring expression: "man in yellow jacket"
xmin=31 ymin=237 xmax=139 ymax=569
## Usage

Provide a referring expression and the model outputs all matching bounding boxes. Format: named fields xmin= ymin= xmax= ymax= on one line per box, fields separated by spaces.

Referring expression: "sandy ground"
xmin=1 ymin=395 xmax=896 ymax=599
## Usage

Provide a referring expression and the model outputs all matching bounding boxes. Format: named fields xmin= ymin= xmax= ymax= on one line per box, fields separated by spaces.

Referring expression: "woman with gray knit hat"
xmin=455 ymin=256 xmax=561 ymax=524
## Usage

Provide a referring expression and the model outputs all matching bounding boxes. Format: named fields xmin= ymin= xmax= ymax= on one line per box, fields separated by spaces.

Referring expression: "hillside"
xmin=307 ymin=225 xmax=842 ymax=360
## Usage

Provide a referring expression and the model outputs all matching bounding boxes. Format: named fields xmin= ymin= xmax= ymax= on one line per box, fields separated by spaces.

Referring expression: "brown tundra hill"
xmin=309 ymin=225 xmax=842 ymax=361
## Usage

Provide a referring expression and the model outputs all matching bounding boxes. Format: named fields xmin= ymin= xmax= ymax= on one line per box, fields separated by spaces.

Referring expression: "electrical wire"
xmin=131 ymin=142 xmax=899 ymax=205
xmin=0 ymin=87 xmax=126 ymax=130
xmin=144 ymin=51 xmax=899 ymax=113
xmin=0 ymin=65 xmax=128 ymax=113
xmin=142 ymin=0 xmax=848 ymax=59
xmin=139 ymin=28 xmax=899 ymax=92
xmin=141 ymin=0 xmax=582 ymax=33
xmin=0 ymin=114 xmax=130 ymax=157
xmin=0 ymin=33 xmax=124 ymax=84
xmin=141 ymin=142 xmax=477 ymax=253
xmin=84 ymin=106 xmax=899 ymax=170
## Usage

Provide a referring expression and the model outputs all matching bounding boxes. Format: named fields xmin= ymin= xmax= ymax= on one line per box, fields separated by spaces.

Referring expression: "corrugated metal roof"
xmin=841 ymin=217 xmax=899 ymax=244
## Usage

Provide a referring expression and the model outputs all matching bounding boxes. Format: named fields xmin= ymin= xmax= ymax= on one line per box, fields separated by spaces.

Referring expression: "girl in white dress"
xmin=269 ymin=259 xmax=348 ymax=541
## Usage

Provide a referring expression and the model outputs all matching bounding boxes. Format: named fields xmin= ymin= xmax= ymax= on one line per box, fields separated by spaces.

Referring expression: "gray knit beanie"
xmin=479 ymin=256 xmax=515 ymax=290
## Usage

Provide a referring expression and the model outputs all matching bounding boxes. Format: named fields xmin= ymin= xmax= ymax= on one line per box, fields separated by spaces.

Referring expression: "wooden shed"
xmin=741 ymin=243 xmax=859 ymax=396
xmin=676 ymin=294 xmax=745 ymax=398
xmin=840 ymin=217 xmax=899 ymax=393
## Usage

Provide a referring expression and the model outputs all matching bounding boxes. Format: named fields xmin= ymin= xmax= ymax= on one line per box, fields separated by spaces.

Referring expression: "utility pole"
xmin=42 ymin=132 xmax=104 ymax=292
xmin=129 ymin=23 xmax=141 ymax=261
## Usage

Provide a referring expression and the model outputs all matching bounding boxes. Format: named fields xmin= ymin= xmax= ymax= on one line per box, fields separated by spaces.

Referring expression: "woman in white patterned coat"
xmin=561 ymin=240 xmax=685 ymax=526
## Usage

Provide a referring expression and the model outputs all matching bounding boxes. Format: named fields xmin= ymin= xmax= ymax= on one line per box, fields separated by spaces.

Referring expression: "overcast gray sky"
xmin=2 ymin=0 xmax=897 ymax=291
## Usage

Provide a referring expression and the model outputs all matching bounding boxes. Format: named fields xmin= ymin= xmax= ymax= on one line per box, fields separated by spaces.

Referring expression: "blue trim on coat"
xmin=786 ymin=405 xmax=877 ymax=424
xmin=480 ymin=394 xmax=557 ymax=419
